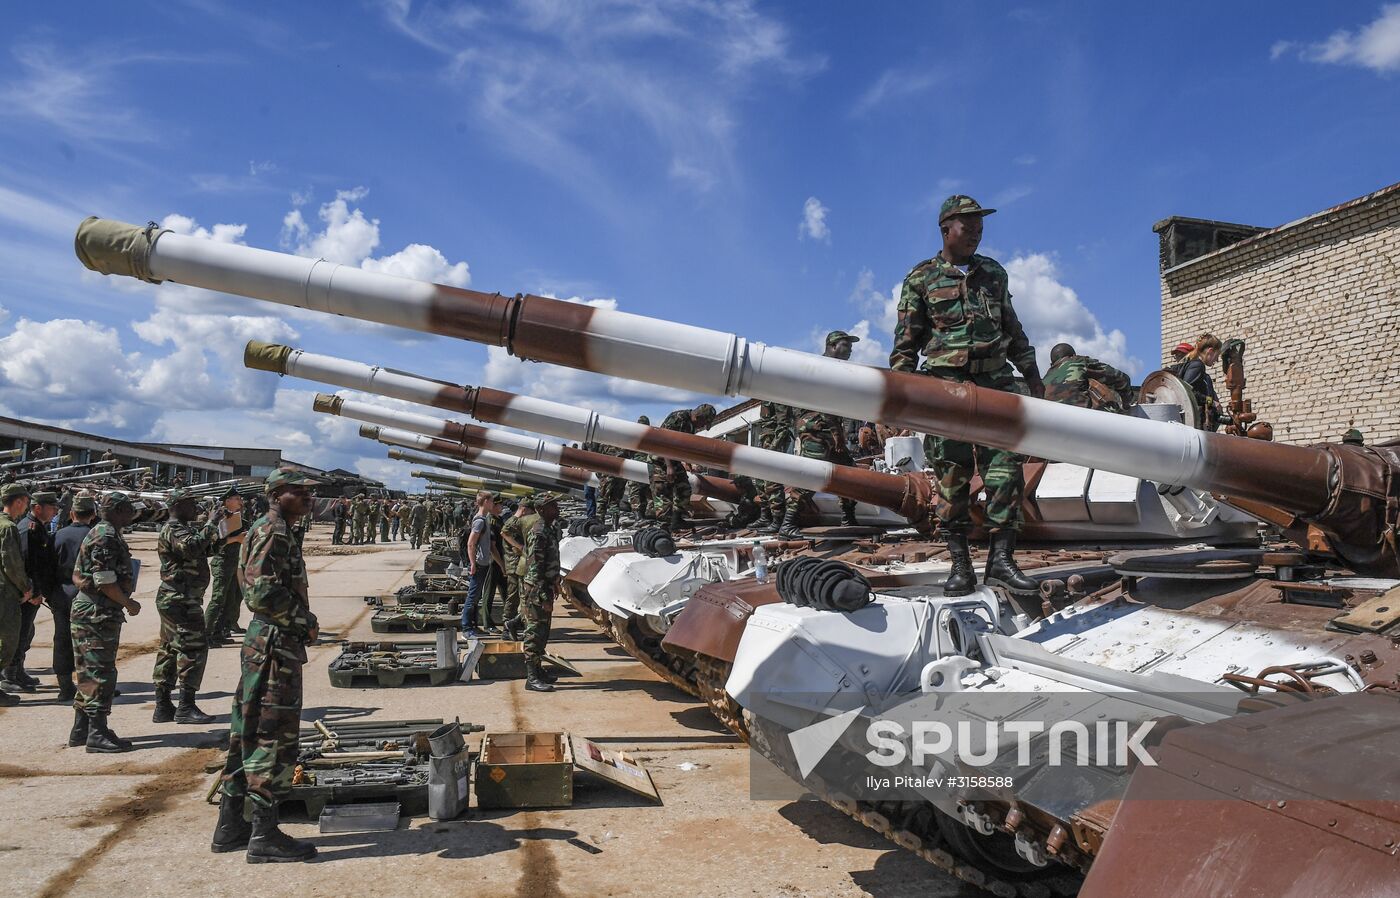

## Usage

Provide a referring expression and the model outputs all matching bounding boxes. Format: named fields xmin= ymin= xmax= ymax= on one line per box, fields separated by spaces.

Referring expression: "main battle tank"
xmin=76 ymin=218 xmax=1400 ymax=896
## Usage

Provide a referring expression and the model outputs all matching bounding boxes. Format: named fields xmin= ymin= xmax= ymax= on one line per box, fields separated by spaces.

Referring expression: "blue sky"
xmin=2 ymin=1 xmax=1398 ymax=489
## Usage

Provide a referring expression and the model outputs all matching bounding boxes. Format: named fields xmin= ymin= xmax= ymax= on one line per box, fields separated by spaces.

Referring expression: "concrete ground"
xmin=0 ymin=525 xmax=974 ymax=898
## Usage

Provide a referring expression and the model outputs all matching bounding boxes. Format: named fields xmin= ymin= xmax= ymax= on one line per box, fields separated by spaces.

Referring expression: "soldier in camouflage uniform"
xmin=891 ymin=195 xmax=1043 ymax=598
xmin=499 ymin=496 xmax=535 ymax=640
xmin=350 ymin=493 xmax=368 ymax=544
xmin=649 ymin=404 xmax=717 ymax=531
xmin=210 ymin=468 xmax=320 ymax=863
xmin=69 ymin=491 xmax=144 ymax=752
xmin=624 ymin=415 xmax=653 ymax=519
xmin=367 ymin=498 xmax=382 ymax=544
xmin=587 ymin=441 xmax=627 ymax=525
xmin=205 ymin=487 xmax=247 ymax=646
xmin=1043 ymin=343 xmax=1134 ymax=413
xmin=152 ymin=489 xmax=221 ymax=725
xmin=754 ymin=401 xmax=796 ymax=532
xmin=720 ymin=475 xmax=762 ymax=530
xmin=0 ymin=482 xmax=33 ymax=707
xmin=408 ymin=498 xmax=428 ymax=549
xmin=782 ymin=331 xmax=862 ymax=536
xmin=520 ymin=493 xmax=561 ymax=692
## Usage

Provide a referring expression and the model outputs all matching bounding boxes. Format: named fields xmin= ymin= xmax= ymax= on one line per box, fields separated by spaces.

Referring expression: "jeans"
xmin=584 ymin=485 xmax=597 ymax=518
xmin=460 ymin=565 xmax=489 ymax=632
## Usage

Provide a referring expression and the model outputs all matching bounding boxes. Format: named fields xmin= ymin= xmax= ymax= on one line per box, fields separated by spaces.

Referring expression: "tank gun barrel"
xmin=2 ymin=459 xmax=115 ymax=479
xmin=355 ymin=416 xmax=594 ymax=491
xmin=386 ymin=447 xmax=579 ymax=493
xmin=253 ymin=343 xmax=915 ymax=518
xmin=40 ymin=466 xmax=152 ymax=485
xmin=78 ymin=217 xmax=1397 ymax=574
xmin=1 ymin=454 xmax=75 ymax=471
xmin=0 ymin=449 xmax=22 ymax=461
xmin=411 ymin=470 xmax=531 ymax=495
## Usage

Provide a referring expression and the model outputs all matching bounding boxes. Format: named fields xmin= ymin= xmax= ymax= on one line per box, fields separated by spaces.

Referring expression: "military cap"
xmin=693 ymin=402 xmax=717 ymax=420
xmin=637 ymin=415 xmax=651 ymax=426
xmin=0 ymin=482 xmax=29 ymax=503
xmin=221 ymin=484 xmax=243 ymax=499
xmin=536 ymin=491 xmax=563 ymax=507
xmin=825 ymin=329 xmax=860 ymax=347
xmin=265 ymin=467 xmax=319 ymax=495
xmin=101 ymin=491 xmax=135 ymax=510
xmin=516 ymin=494 xmax=537 ymax=508
xmin=938 ymin=194 xmax=996 ymax=224
xmin=1342 ymin=428 xmax=1364 ymax=446
xmin=72 ymin=492 xmax=98 ymax=514
xmin=167 ymin=487 xmax=197 ymax=505
xmin=30 ymin=491 xmax=59 ymax=506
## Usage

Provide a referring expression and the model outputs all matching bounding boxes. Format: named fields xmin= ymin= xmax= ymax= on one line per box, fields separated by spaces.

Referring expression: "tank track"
xmin=560 ymin=583 xmax=612 ymax=630
xmin=743 ymin=710 xmax=1083 ymax=898
xmin=692 ymin=654 xmax=749 ymax=741
xmin=608 ymin=613 xmax=703 ymax=699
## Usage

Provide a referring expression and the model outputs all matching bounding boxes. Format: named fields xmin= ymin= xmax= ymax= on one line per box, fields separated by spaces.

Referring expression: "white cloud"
xmin=0 ymin=44 xmax=155 ymax=142
xmin=361 ymin=243 xmax=471 ymax=287
xmin=1279 ymin=4 xmax=1400 ymax=72
xmin=379 ymin=0 xmax=820 ymax=205
xmin=850 ymin=68 xmax=939 ymax=117
xmin=799 ymin=196 xmax=831 ymax=242
xmin=1013 ymin=154 xmax=1037 ymax=166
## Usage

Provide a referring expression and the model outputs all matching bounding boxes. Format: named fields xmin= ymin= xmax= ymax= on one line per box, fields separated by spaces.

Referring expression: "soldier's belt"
xmin=966 ymin=356 xmax=1007 ymax=374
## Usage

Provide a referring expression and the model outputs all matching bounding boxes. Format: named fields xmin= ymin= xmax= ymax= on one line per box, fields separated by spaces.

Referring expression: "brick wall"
xmin=1158 ymin=183 xmax=1400 ymax=445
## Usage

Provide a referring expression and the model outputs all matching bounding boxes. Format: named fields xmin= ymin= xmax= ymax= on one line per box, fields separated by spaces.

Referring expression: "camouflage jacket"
xmin=156 ymin=517 xmax=219 ymax=597
xmin=521 ymin=515 xmax=560 ymax=587
xmin=501 ymin=512 xmax=529 ymax=567
xmin=651 ymin=409 xmax=696 ymax=473
xmin=73 ymin=521 xmax=134 ymax=607
xmin=239 ymin=506 xmax=316 ymax=639
xmin=409 ymin=502 xmax=427 ymax=526
xmin=351 ymin=500 xmax=368 ymax=522
xmin=0 ymin=511 xmax=30 ymax=602
xmin=792 ymin=407 xmax=850 ymax=461
xmin=757 ymin=402 xmax=796 ymax=451
xmin=1043 ymin=355 xmax=1134 ymax=411
xmin=890 ymin=253 xmax=1037 ymax=377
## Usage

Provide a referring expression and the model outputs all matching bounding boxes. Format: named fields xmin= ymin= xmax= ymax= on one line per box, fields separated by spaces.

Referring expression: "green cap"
xmin=72 ymin=492 xmax=97 ymax=514
xmin=31 ymin=491 xmax=59 ymax=506
xmin=536 ymin=491 xmax=563 ymax=507
xmin=938 ymin=194 xmax=996 ymax=224
xmin=516 ymin=494 xmax=537 ymax=508
xmin=1342 ymin=428 xmax=1364 ymax=445
xmin=101 ymin=491 xmax=135 ymax=511
xmin=694 ymin=402 xmax=717 ymax=420
xmin=0 ymin=482 xmax=30 ymax=503
xmin=264 ymin=467 xmax=319 ymax=495
xmin=167 ymin=488 xmax=197 ymax=505
xmin=825 ymin=329 xmax=860 ymax=347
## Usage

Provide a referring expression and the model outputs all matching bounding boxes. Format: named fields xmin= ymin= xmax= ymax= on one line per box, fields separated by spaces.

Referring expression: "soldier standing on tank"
xmin=499 ymin=496 xmax=535 ymax=640
xmin=350 ymin=493 xmax=368 ymax=544
xmin=891 ymin=195 xmax=1044 ymax=598
xmin=151 ymin=489 xmax=221 ymax=725
xmin=781 ymin=331 xmax=863 ymax=536
xmin=210 ymin=467 xmax=319 ymax=863
xmin=520 ymin=493 xmax=562 ymax=692
xmin=649 ymin=404 xmax=717 ymax=531
xmin=754 ymin=401 xmax=796 ymax=533
xmin=624 ymin=415 xmax=653 ymax=519
xmin=205 ymin=487 xmax=247 ymax=646
xmin=1043 ymin=343 xmax=1135 ymax=413
xmin=0 ymin=483 xmax=33 ymax=706
xmin=69 ymin=491 xmax=143 ymax=752
xmin=721 ymin=475 xmax=762 ymax=530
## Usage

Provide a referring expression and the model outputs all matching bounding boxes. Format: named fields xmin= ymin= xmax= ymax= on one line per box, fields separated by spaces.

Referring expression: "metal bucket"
xmin=428 ymin=719 xmax=465 ymax=758
xmin=428 ymin=751 xmax=471 ymax=820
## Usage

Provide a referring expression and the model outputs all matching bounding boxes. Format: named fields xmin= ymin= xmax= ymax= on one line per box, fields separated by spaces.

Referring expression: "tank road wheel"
xmin=608 ymin=613 xmax=702 ymax=698
xmin=693 ymin=655 xmax=748 ymax=741
xmin=934 ymin=808 xmax=1045 ymax=880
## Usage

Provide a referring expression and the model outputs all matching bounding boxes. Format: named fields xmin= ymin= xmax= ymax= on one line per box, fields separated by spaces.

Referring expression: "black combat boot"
xmin=524 ymin=662 xmax=555 ymax=693
xmin=983 ymin=530 xmax=1039 ymax=596
xmin=57 ymin=674 xmax=77 ymax=702
xmin=86 ymin=713 xmax=131 ymax=753
xmin=229 ymin=623 xmax=246 ymax=635
xmin=210 ymin=793 xmax=252 ymax=853
xmin=942 ymin=532 xmax=976 ymax=598
xmin=840 ymin=500 xmax=859 ymax=527
xmin=667 ymin=509 xmax=688 ymax=532
xmin=502 ymin=616 xmax=523 ymax=641
xmin=67 ymin=709 xmax=89 ymax=747
xmin=536 ymin=663 xmax=559 ymax=684
xmin=175 ymin=687 xmax=215 ymax=724
xmin=152 ymin=686 xmax=176 ymax=723
xmin=246 ymin=805 xmax=316 ymax=863
xmin=755 ymin=507 xmax=774 ymax=532
xmin=777 ymin=505 xmax=802 ymax=539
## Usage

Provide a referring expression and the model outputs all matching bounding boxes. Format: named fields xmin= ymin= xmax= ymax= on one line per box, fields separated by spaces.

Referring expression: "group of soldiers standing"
xmin=330 ymin=494 xmax=452 ymax=549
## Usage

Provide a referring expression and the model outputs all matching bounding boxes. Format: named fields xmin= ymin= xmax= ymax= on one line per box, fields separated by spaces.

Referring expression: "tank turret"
xmin=75 ymin=217 xmax=1398 ymax=572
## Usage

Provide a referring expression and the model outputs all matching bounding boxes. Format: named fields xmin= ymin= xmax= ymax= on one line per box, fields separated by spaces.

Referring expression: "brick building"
xmin=1155 ymin=182 xmax=1400 ymax=445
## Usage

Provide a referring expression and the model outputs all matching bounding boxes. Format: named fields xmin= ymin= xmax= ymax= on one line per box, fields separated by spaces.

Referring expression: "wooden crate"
xmin=475 ymin=732 xmax=573 ymax=809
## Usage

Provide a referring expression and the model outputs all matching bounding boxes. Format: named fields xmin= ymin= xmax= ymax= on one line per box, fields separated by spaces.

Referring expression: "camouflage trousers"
xmin=625 ymin=481 xmax=652 ymax=518
xmin=503 ymin=568 xmax=522 ymax=622
xmin=204 ymin=544 xmax=243 ymax=636
xmin=152 ymin=589 xmax=209 ymax=690
xmin=70 ymin=595 xmax=123 ymax=717
xmin=352 ymin=518 xmax=366 ymax=543
xmin=379 ymin=517 xmax=390 ymax=542
xmin=520 ymin=580 xmax=556 ymax=664
xmin=759 ymin=479 xmax=786 ymax=518
xmin=921 ymin=366 xmax=1027 ymax=532
xmin=596 ymin=475 xmax=625 ymax=517
xmin=648 ymin=462 xmax=691 ymax=520
xmin=221 ymin=617 xmax=305 ymax=809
